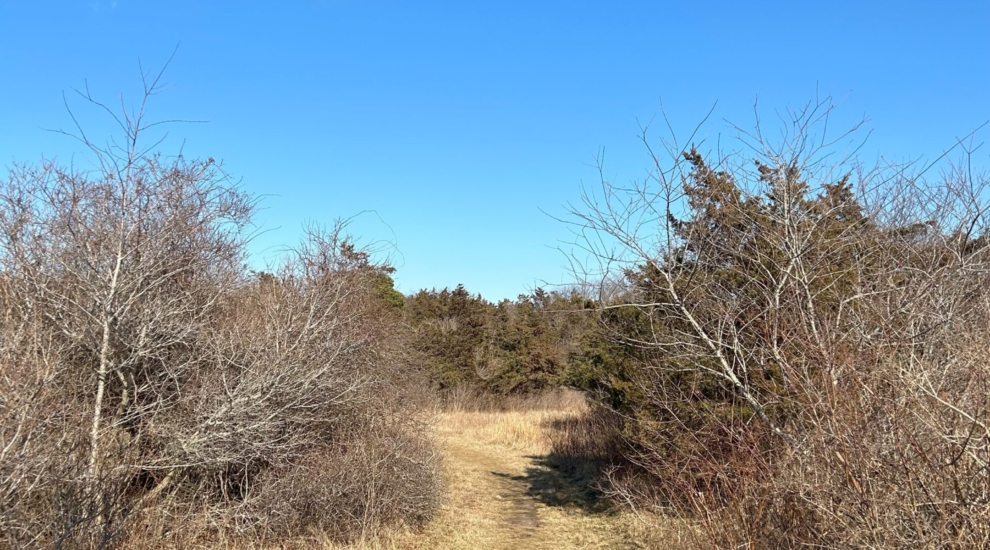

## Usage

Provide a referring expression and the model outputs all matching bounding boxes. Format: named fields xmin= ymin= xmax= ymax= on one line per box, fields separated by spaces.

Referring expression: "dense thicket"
xmin=569 ymin=101 xmax=990 ymax=548
xmin=406 ymin=286 xmax=599 ymax=395
xmin=0 ymin=89 xmax=439 ymax=547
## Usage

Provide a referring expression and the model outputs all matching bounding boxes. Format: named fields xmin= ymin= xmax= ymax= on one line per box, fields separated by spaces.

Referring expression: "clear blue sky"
xmin=1 ymin=1 xmax=987 ymax=300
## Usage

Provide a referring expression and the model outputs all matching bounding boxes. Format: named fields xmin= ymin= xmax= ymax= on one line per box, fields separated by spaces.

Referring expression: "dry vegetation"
xmin=3 ymin=68 xmax=989 ymax=550
xmin=441 ymin=387 xmax=590 ymax=452
xmin=386 ymin=389 xmax=690 ymax=550
xmin=567 ymin=98 xmax=990 ymax=548
xmin=0 ymin=75 xmax=440 ymax=549
xmin=187 ymin=390 xmax=685 ymax=550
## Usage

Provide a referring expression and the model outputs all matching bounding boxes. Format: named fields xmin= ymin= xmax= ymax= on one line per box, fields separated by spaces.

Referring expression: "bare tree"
xmin=0 ymin=66 xmax=440 ymax=548
xmin=0 ymin=61 xmax=252 ymax=546
xmin=568 ymin=97 xmax=990 ymax=547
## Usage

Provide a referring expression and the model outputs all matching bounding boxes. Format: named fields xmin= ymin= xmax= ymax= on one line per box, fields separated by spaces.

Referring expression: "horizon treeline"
xmin=400 ymin=284 xmax=643 ymax=412
xmin=404 ymin=285 xmax=598 ymax=395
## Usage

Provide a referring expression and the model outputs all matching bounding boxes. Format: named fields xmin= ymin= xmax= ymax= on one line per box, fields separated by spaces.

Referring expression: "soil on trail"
xmin=407 ymin=410 xmax=644 ymax=550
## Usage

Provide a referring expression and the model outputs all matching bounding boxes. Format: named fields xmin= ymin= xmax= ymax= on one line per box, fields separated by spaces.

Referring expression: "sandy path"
xmin=410 ymin=412 xmax=641 ymax=550
xmin=442 ymin=437 xmax=543 ymax=548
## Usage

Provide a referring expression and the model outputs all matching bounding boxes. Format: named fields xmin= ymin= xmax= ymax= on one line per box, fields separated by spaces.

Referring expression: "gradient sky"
xmin=1 ymin=1 xmax=987 ymax=299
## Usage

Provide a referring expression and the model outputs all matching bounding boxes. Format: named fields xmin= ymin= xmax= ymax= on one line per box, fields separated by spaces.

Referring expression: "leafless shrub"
xmin=155 ymin=226 xmax=441 ymax=543
xmin=0 ymin=70 xmax=439 ymax=548
xmin=569 ymin=97 xmax=990 ymax=548
xmin=0 ymin=141 xmax=252 ymax=548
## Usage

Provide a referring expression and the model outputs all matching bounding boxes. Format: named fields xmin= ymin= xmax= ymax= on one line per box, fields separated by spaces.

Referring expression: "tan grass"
xmin=438 ymin=388 xmax=589 ymax=454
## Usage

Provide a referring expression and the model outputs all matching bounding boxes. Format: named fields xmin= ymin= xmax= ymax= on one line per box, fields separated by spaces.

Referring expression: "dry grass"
xmin=439 ymin=388 xmax=590 ymax=453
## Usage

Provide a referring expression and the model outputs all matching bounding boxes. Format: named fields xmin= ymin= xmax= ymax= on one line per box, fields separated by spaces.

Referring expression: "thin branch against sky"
xmin=0 ymin=0 xmax=987 ymax=300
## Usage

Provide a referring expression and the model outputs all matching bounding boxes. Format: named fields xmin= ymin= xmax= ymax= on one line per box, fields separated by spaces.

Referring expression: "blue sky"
xmin=1 ymin=1 xmax=987 ymax=299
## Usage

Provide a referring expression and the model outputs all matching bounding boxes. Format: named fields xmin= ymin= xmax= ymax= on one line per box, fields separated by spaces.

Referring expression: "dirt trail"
xmin=411 ymin=411 xmax=643 ymax=550
xmin=443 ymin=438 xmax=543 ymax=547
